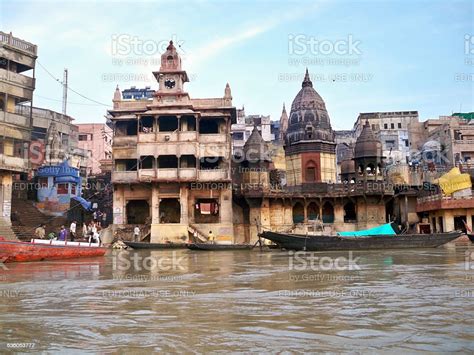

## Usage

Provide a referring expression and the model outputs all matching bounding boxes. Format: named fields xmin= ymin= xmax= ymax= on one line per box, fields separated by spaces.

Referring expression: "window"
xmin=404 ymin=140 xmax=409 ymax=147
xmin=233 ymin=132 xmax=244 ymax=140
xmin=79 ymin=134 xmax=88 ymax=141
xmin=384 ymin=123 xmax=388 ymax=129
xmin=390 ymin=123 xmax=395 ymax=129
xmin=57 ymin=183 xmax=69 ymax=195
xmin=398 ymin=123 xmax=402 ymax=129
xmin=3 ymin=139 xmax=13 ymax=156
xmin=385 ymin=140 xmax=396 ymax=149
xmin=71 ymin=183 xmax=76 ymax=195
xmin=39 ymin=177 xmax=48 ymax=188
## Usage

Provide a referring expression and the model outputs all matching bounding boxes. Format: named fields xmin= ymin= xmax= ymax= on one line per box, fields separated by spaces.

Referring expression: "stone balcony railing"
xmin=416 ymin=190 xmax=474 ymax=212
xmin=0 ymin=68 xmax=35 ymax=89
xmin=113 ymin=168 xmax=229 ymax=183
xmin=0 ymin=31 xmax=37 ymax=55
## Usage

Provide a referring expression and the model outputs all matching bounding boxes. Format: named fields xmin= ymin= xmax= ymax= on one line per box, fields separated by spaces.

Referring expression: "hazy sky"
xmin=1 ymin=0 xmax=473 ymax=129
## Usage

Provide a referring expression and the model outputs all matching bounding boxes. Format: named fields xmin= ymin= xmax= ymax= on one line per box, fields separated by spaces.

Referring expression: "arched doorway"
xmin=292 ymin=202 xmax=304 ymax=224
xmin=126 ymin=200 xmax=150 ymax=224
xmin=307 ymin=202 xmax=319 ymax=221
xmin=322 ymin=202 xmax=334 ymax=223
xmin=343 ymin=201 xmax=357 ymax=223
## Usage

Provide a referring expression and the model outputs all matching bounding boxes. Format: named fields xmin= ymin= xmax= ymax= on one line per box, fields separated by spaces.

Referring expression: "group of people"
xmin=34 ymin=220 xmax=102 ymax=244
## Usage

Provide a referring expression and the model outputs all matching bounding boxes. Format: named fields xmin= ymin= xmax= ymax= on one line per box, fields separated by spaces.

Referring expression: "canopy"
xmin=437 ymin=167 xmax=472 ymax=195
xmin=72 ymin=196 xmax=92 ymax=211
xmin=337 ymin=223 xmax=396 ymax=237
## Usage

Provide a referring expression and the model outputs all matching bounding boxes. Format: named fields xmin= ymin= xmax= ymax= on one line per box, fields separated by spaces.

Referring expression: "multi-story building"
xmin=0 ymin=32 xmax=36 ymax=230
xmin=77 ymin=123 xmax=112 ymax=175
xmin=354 ymin=111 xmax=420 ymax=165
xmin=231 ymin=107 xmax=272 ymax=153
xmin=109 ymin=41 xmax=236 ymax=243
xmin=15 ymin=105 xmax=88 ymax=174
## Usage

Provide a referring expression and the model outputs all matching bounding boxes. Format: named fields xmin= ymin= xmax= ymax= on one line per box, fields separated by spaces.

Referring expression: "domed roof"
xmin=354 ymin=120 xmax=383 ymax=159
xmin=341 ymin=158 xmax=356 ymax=175
xmin=286 ymin=69 xmax=334 ymax=144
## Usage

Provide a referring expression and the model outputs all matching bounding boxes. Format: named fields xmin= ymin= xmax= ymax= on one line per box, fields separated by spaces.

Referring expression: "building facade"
xmin=77 ymin=123 xmax=112 ymax=175
xmin=0 ymin=32 xmax=36 ymax=229
xmin=109 ymin=41 xmax=236 ymax=243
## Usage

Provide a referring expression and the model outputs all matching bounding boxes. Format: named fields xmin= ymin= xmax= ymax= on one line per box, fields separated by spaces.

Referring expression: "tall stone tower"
xmin=279 ymin=103 xmax=288 ymax=142
xmin=285 ymin=69 xmax=336 ymax=186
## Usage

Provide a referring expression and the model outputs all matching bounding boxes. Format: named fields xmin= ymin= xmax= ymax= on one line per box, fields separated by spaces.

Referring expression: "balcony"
xmin=178 ymin=168 xmax=197 ymax=180
xmin=416 ymin=191 xmax=474 ymax=212
xmin=0 ymin=154 xmax=28 ymax=172
xmin=198 ymin=169 xmax=229 ymax=181
xmin=112 ymin=171 xmax=138 ymax=183
xmin=0 ymin=68 xmax=35 ymax=89
xmin=199 ymin=134 xmax=227 ymax=144
xmin=179 ymin=131 xmax=198 ymax=141
xmin=138 ymin=169 xmax=155 ymax=181
xmin=113 ymin=136 xmax=138 ymax=147
xmin=0 ymin=111 xmax=30 ymax=128
xmin=157 ymin=168 xmax=178 ymax=180
xmin=0 ymin=31 xmax=37 ymax=55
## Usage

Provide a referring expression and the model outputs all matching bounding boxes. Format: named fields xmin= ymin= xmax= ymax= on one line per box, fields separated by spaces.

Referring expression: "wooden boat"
xmin=124 ymin=241 xmax=186 ymax=249
xmin=186 ymin=243 xmax=253 ymax=251
xmin=259 ymin=231 xmax=462 ymax=251
xmin=0 ymin=239 xmax=107 ymax=263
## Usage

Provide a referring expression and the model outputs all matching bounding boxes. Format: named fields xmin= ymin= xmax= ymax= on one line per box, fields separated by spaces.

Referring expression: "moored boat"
xmin=124 ymin=241 xmax=186 ymax=249
xmin=259 ymin=231 xmax=462 ymax=251
xmin=186 ymin=243 xmax=253 ymax=251
xmin=0 ymin=239 xmax=107 ymax=263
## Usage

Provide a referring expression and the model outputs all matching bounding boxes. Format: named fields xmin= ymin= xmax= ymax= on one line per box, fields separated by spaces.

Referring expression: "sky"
xmin=1 ymin=0 xmax=473 ymax=130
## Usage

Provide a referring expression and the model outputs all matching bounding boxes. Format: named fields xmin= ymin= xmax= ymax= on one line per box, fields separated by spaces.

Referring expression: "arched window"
xmin=305 ymin=160 xmax=317 ymax=182
xmin=292 ymin=202 xmax=304 ymax=224
xmin=322 ymin=202 xmax=334 ymax=223
xmin=358 ymin=165 xmax=364 ymax=175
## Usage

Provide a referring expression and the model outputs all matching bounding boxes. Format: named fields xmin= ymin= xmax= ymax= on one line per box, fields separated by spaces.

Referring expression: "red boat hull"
xmin=0 ymin=240 xmax=107 ymax=263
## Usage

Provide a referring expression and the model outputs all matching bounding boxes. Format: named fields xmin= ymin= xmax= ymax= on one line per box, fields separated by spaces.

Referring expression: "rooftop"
xmin=0 ymin=31 xmax=37 ymax=55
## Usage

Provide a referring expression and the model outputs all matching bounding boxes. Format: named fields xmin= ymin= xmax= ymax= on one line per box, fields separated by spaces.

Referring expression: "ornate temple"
xmin=233 ymin=70 xmax=392 ymax=243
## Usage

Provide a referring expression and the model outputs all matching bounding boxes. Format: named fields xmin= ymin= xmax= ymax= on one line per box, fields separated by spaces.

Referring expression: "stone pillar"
xmin=112 ymin=185 xmax=125 ymax=225
xmin=180 ymin=184 xmax=188 ymax=225
xmin=151 ymin=184 xmax=160 ymax=224
xmin=334 ymin=202 xmax=344 ymax=224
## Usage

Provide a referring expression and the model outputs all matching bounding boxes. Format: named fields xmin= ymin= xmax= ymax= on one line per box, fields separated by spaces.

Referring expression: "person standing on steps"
xmin=35 ymin=224 xmax=46 ymax=239
xmin=69 ymin=221 xmax=77 ymax=241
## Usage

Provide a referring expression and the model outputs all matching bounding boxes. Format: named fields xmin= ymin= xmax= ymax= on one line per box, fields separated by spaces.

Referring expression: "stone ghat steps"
xmin=11 ymin=199 xmax=68 ymax=240
xmin=0 ymin=223 xmax=18 ymax=240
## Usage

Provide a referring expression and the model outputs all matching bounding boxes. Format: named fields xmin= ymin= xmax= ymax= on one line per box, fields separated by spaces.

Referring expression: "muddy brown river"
xmin=1 ymin=244 xmax=474 ymax=352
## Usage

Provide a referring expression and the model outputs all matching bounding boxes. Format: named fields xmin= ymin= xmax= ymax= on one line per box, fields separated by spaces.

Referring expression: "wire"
xmin=35 ymin=94 xmax=109 ymax=107
xmin=36 ymin=60 xmax=111 ymax=108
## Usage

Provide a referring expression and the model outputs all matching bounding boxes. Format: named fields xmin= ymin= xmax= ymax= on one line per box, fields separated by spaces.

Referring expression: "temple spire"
xmin=302 ymin=68 xmax=313 ymax=88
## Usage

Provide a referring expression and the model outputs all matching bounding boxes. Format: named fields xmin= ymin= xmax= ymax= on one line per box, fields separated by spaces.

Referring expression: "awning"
xmin=72 ymin=196 xmax=92 ymax=211
xmin=337 ymin=223 xmax=396 ymax=237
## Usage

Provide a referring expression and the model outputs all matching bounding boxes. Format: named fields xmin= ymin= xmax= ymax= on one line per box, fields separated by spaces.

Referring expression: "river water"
xmin=1 ymin=244 xmax=474 ymax=353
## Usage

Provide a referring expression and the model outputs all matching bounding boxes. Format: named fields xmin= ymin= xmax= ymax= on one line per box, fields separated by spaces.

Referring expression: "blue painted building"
xmin=36 ymin=160 xmax=82 ymax=216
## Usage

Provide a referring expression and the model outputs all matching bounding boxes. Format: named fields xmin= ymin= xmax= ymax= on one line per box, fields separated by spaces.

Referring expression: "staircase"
xmin=188 ymin=224 xmax=209 ymax=243
xmin=0 ymin=219 xmax=18 ymax=240
xmin=11 ymin=199 xmax=67 ymax=241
